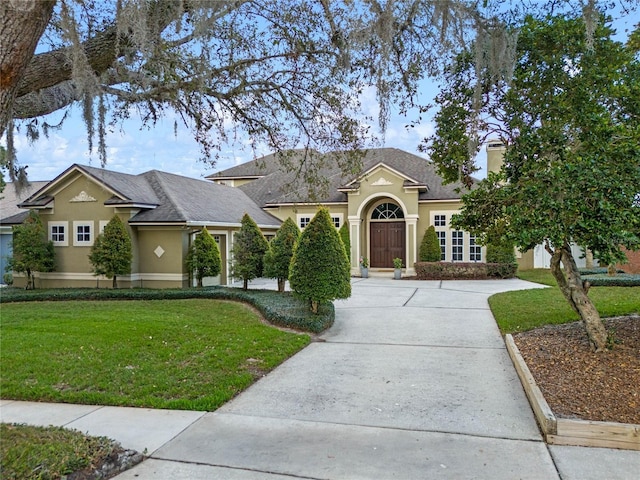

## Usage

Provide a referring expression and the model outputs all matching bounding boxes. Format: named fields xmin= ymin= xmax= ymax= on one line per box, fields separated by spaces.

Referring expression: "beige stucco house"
xmin=7 ymin=145 xmax=564 ymax=288
xmin=209 ymin=147 xmax=506 ymax=276
xmin=9 ymin=164 xmax=281 ymax=288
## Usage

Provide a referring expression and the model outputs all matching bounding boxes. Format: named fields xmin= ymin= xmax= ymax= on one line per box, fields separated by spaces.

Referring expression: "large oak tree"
xmin=4 ymin=0 xmax=619 ymax=185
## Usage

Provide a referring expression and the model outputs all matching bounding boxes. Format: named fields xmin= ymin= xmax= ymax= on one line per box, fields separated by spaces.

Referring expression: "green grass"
xmin=1 ymin=423 xmax=118 ymax=480
xmin=492 ymin=269 xmax=640 ymax=334
xmin=1 ymin=299 xmax=310 ymax=411
xmin=516 ymin=268 xmax=558 ymax=286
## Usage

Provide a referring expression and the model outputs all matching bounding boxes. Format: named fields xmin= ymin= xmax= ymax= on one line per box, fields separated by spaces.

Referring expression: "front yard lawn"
xmin=490 ymin=269 xmax=640 ymax=334
xmin=1 ymin=299 xmax=310 ymax=411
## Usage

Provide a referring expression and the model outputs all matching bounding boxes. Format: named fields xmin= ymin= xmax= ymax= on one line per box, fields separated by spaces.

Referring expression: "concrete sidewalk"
xmin=2 ymin=278 xmax=638 ymax=479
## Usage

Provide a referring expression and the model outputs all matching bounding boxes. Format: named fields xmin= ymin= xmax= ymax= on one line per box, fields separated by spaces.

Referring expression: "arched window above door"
xmin=371 ymin=202 xmax=404 ymax=220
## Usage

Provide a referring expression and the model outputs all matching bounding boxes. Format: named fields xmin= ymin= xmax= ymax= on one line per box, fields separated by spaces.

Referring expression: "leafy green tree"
xmin=290 ymin=208 xmax=351 ymax=313
xmin=230 ymin=213 xmax=269 ymax=290
xmin=88 ymin=215 xmax=132 ymax=288
xmin=419 ymin=226 xmax=442 ymax=262
xmin=186 ymin=227 xmax=222 ymax=287
xmin=9 ymin=210 xmax=54 ymax=289
xmin=263 ymin=218 xmax=300 ymax=292
xmin=338 ymin=222 xmax=351 ymax=261
xmin=426 ymin=14 xmax=640 ymax=351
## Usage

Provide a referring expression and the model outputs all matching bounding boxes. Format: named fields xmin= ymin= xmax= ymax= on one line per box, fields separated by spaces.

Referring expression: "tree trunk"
xmin=243 ymin=278 xmax=248 ymax=290
xmin=277 ymin=278 xmax=285 ymax=293
xmin=0 ymin=0 xmax=56 ymax=137
xmin=11 ymin=0 xmax=200 ymax=120
xmin=548 ymin=241 xmax=608 ymax=352
xmin=112 ymin=275 xmax=117 ymax=289
xmin=25 ymin=268 xmax=33 ymax=290
xmin=311 ymin=300 xmax=319 ymax=314
xmin=197 ymin=276 xmax=203 ymax=288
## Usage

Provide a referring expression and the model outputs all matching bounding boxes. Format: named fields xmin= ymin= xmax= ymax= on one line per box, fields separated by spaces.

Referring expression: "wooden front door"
xmin=370 ymin=221 xmax=405 ymax=268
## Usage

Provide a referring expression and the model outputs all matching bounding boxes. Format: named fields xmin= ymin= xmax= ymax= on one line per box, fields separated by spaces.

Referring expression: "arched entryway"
xmin=369 ymin=202 xmax=405 ymax=268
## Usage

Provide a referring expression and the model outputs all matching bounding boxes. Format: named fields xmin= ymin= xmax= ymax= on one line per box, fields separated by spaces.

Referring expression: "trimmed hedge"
xmin=581 ymin=273 xmax=640 ymax=287
xmin=0 ymin=286 xmax=334 ymax=334
xmin=579 ymin=267 xmax=625 ymax=275
xmin=414 ymin=262 xmax=517 ymax=280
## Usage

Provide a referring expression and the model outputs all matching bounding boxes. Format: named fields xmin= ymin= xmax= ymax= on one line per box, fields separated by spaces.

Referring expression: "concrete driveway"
xmin=3 ymin=277 xmax=638 ymax=479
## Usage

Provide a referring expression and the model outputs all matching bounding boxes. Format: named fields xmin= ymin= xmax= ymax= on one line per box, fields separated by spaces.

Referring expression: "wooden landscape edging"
xmin=505 ymin=334 xmax=640 ymax=451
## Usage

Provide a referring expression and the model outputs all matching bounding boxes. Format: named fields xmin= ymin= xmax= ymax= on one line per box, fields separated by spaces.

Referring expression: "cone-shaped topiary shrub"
xmin=290 ymin=208 xmax=351 ymax=313
xmin=230 ymin=213 xmax=269 ymax=290
xmin=264 ymin=217 xmax=300 ymax=292
xmin=339 ymin=222 xmax=351 ymax=260
xmin=419 ymin=225 xmax=441 ymax=262
xmin=186 ymin=227 xmax=222 ymax=287
xmin=89 ymin=215 xmax=132 ymax=288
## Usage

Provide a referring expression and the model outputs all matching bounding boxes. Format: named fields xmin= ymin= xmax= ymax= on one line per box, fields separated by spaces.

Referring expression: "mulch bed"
xmin=513 ymin=315 xmax=640 ymax=425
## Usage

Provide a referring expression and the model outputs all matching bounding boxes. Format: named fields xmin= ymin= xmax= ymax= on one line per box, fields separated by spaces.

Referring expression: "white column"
xmin=405 ymin=215 xmax=418 ymax=276
xmin=348 ymin=216 xmax=361 ymax=276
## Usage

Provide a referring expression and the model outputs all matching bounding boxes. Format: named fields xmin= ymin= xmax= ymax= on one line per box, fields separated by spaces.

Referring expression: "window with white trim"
xmin=436 ymin=231 xmax=446 ymax=261
xmin=451 ymin=230 xmax=463 ymax=261
xmin=469 ymin=235 xmax=482 ymax=262
xmin=434 ymin=214 xmax=446 ymax=227
xmin=73 ymin=221 xmax=93 ymax=246
xmin=331 ymin=216 xmax=341 ymax=228
xmin=49 ymin=222 xmax=68 ymax=246
xmin=372 ymin=202 xmax=404 ymax=219
xmin=298 ymin=216 xmax=311 ymax=229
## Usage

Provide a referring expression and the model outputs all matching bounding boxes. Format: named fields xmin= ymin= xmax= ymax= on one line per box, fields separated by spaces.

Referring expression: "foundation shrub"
xmin=414 ymin=262 xmax=516 ymax=279
xmin=581 ymin=274 xmax=640 ymax=287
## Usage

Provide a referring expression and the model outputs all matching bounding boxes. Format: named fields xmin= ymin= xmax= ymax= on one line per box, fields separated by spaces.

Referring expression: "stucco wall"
xmin=136 ymin=226 xmax=189 ymax=288
xmin=25 ymin=174 xmax=138 ymax=288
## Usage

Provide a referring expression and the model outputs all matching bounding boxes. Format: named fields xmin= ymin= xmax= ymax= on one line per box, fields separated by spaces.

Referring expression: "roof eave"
xmin=17 ymin=195 xmax=54 ymax=208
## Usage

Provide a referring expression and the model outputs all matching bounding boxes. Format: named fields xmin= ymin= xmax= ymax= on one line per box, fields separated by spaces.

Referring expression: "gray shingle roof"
xmin=78 ymin=164 xmax=161 ymax=206
xmin=0 ymin=181 xmax=49 ymax=224
xmin=206 ymin=149 xmax=318 ymax=180
xmin=130 ymin=170 xmax=281 ymax=226
xmin=223 ymin=148 xmax=469 ymax=206
xmin=15 ymin=165 xmax=280 ymax=227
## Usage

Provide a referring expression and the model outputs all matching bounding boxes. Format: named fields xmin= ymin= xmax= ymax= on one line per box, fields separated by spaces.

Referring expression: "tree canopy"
xmin=3 ymin=0 xmax=626 ymax=185
xmin=426 ymin=13 xmax=640 ymax=351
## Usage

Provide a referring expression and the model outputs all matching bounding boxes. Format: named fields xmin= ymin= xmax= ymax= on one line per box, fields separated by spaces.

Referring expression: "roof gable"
xmin=14 ymin=164 xmax=280 ymax=227
xmin=340 ymin=162 xmax=426 ymax=191
xmin=18 ymin=164 xmax=160 ymax=209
